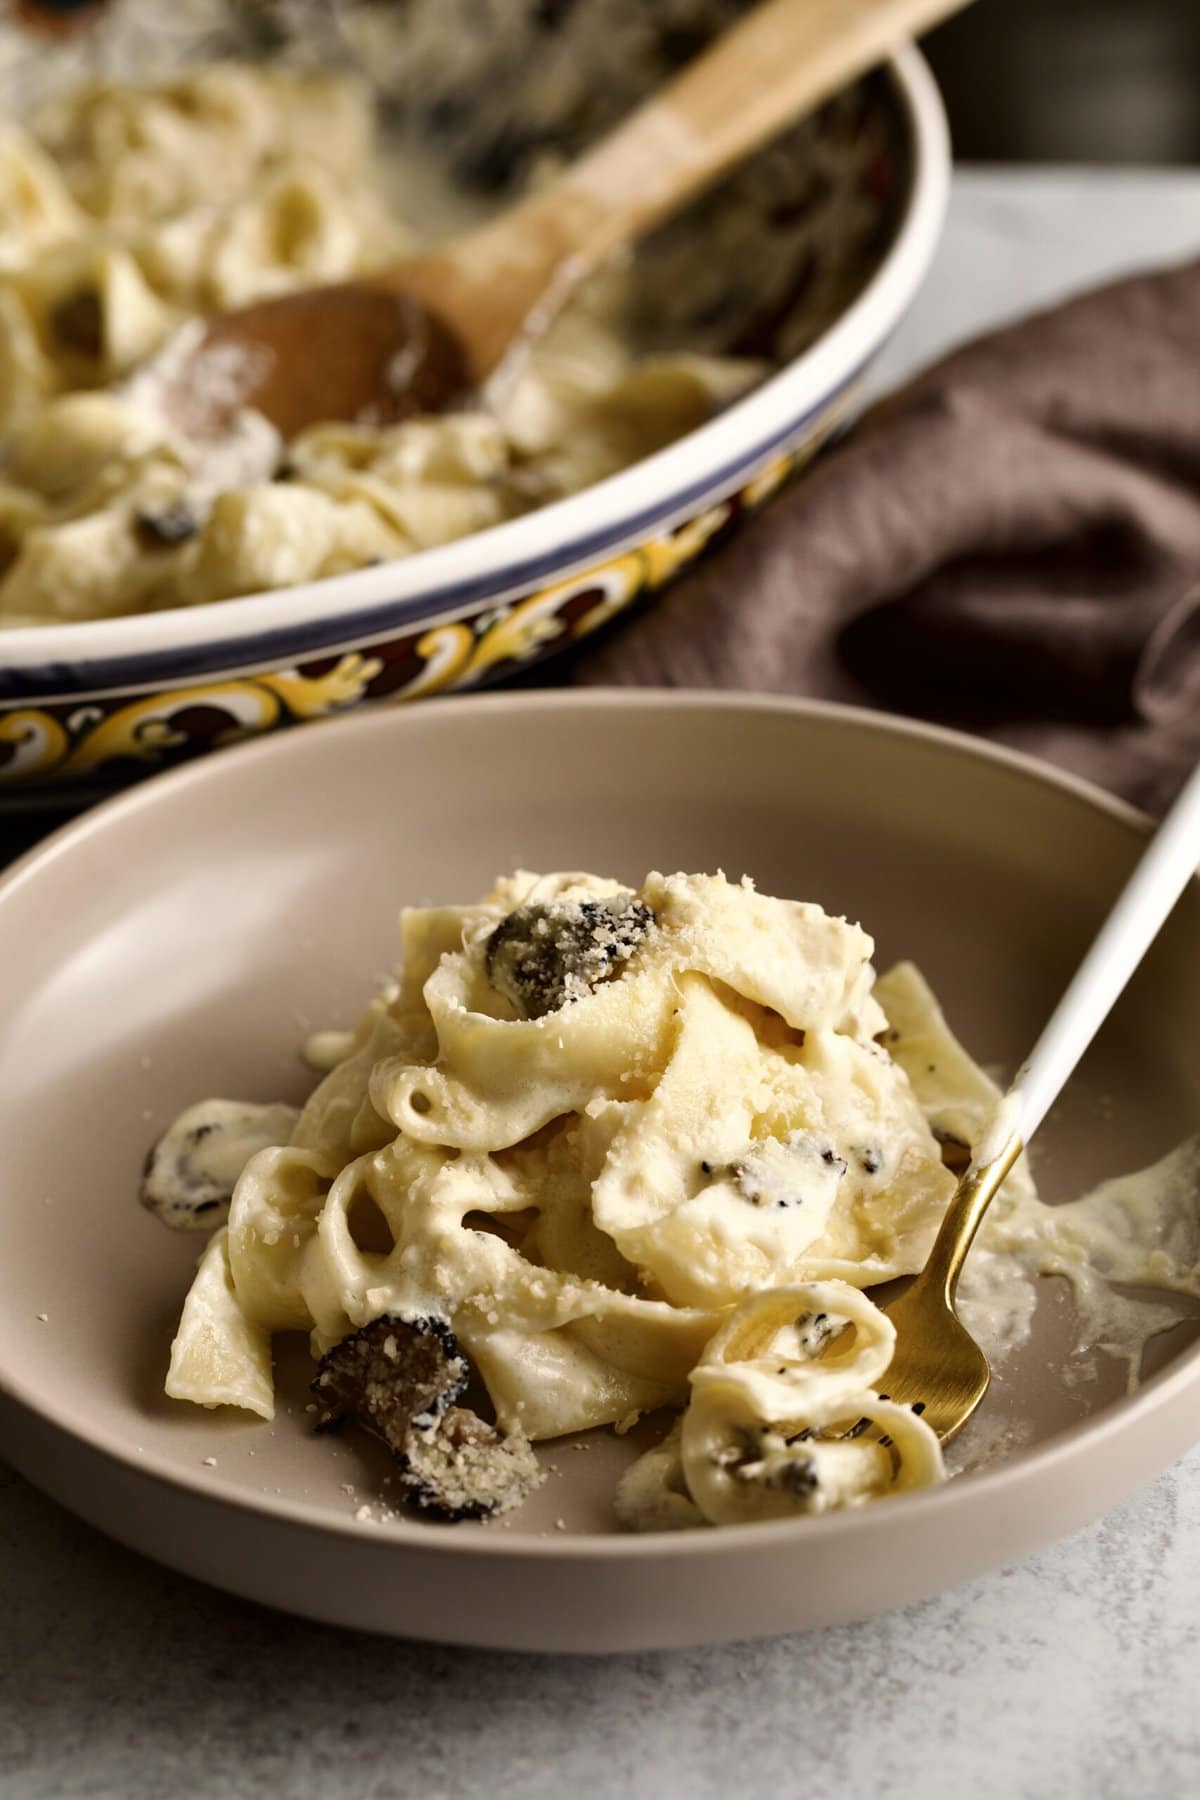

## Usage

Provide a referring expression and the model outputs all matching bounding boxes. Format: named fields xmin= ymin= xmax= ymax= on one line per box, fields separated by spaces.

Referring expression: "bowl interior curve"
xmin=0 ymin=693 xmax=1197 ymax=1561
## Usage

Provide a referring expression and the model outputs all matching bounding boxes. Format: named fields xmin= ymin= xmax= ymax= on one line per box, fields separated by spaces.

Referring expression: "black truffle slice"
xmin=312 ymin=1315 xmax=468 ymax=1445
xmin=140 ymin=1098 xmax=300 ymax=1230
xmin=134 ymin=500 xmax=200 ymax=548
xmin=311 ymin=1316 xmax=541 ymax=1522
xmin=485 ymin=893 xmax=654 ymax=1018
xmin=403 ymin=1406 xmax=543 ymax=1523
xmin=791 ymin=1311 xmax=837 ymax=1357
xmin=763 ymin=1454 xmax=820 ymax=1500
xmin=708 ymin=1133 xmax=847 ymax=1211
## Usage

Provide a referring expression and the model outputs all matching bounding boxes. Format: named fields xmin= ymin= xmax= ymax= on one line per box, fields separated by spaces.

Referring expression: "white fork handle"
xmin=1003 ymin=761 xmax=1200 ymax=1151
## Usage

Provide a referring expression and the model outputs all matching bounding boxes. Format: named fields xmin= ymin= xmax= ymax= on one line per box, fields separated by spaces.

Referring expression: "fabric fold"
xmin=568 ymin=258 xmax=1200 ymax=813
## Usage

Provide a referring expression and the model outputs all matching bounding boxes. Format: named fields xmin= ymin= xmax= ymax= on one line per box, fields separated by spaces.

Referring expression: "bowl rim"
xmin=2 ymin=687 xmax=1197 ymax=1565
xmin=1 ymin=44 xmax=950 ymax=689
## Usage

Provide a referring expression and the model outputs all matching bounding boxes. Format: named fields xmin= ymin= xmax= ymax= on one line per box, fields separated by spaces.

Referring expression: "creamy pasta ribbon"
xmin=0 ymin=65 xmax=764 ymax=627
xmin=615 ymin=1282 xmax=944 ymax=1529
xmin=158 ymin=869 xmax=987 ymax=1528
xmin=685 ymin=1283 xmax=942 ymax=1524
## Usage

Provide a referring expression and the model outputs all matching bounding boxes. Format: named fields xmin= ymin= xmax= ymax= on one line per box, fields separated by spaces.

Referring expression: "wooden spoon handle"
xmin=403 ymin=0 xmax=972 ymax=377
xmin=547 ymin=0 xmax=967 ymax=251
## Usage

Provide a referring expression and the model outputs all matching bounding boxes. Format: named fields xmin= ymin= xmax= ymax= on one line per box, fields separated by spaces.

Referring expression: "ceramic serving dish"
xmin=0 ymin=2 xmax=948 ymax=808
xmin=1 ymin=692 xmax=1197 ymax=1652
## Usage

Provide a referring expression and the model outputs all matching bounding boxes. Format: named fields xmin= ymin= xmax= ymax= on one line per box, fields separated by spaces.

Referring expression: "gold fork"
xmin=870 ymin=760 xmax=1200 ymax=1446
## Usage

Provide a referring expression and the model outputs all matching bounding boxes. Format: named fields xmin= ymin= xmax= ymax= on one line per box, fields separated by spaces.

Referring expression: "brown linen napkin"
xmin=567 ymin=258 xmax=1200 ymax=815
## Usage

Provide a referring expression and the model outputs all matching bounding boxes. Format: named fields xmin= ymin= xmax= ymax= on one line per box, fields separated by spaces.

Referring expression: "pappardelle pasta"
xmin=151 ymin=867 xmax=1050 ymax=1530
xmin=0 ymin=63 xmax=766 ymax=627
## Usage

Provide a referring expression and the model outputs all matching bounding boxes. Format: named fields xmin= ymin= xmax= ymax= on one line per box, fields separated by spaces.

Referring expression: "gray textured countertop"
xmin=4 ymin=170 xmax=1200 ymax=1799
xmin=4 ymin=1446 xmax=1199 ymax=1799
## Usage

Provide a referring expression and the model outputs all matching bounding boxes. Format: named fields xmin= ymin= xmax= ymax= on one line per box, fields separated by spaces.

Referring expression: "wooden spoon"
xmin=169 ymin=0 xmax=972 ymax=440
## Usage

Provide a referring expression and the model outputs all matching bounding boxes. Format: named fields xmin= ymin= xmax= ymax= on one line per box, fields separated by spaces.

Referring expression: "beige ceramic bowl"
xmin=1 ymin=692 xmax=1197 ymax=1652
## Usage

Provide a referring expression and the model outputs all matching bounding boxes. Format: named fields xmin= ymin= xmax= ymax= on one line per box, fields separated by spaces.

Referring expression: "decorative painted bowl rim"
xmin=2 ymin=45 xmax=948 ymax=694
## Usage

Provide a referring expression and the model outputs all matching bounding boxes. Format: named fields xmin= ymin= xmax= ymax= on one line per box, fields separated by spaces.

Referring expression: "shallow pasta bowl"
xmin=0 ymin=15 xmax=948 ymax=810
xmin=1 ymin=691 xmax=1198 ymax=1652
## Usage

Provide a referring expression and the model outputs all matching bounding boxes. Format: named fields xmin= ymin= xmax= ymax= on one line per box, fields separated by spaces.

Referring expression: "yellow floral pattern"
xmin=0 ymin=428 xmax=834 ymax=794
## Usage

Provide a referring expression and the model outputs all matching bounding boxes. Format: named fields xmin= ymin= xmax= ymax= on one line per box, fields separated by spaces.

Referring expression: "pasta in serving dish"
xmin=0 ymin=63 xmax=770 ymax=628
xmin=148 ymin=867 xmax=1075 ymax=1531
